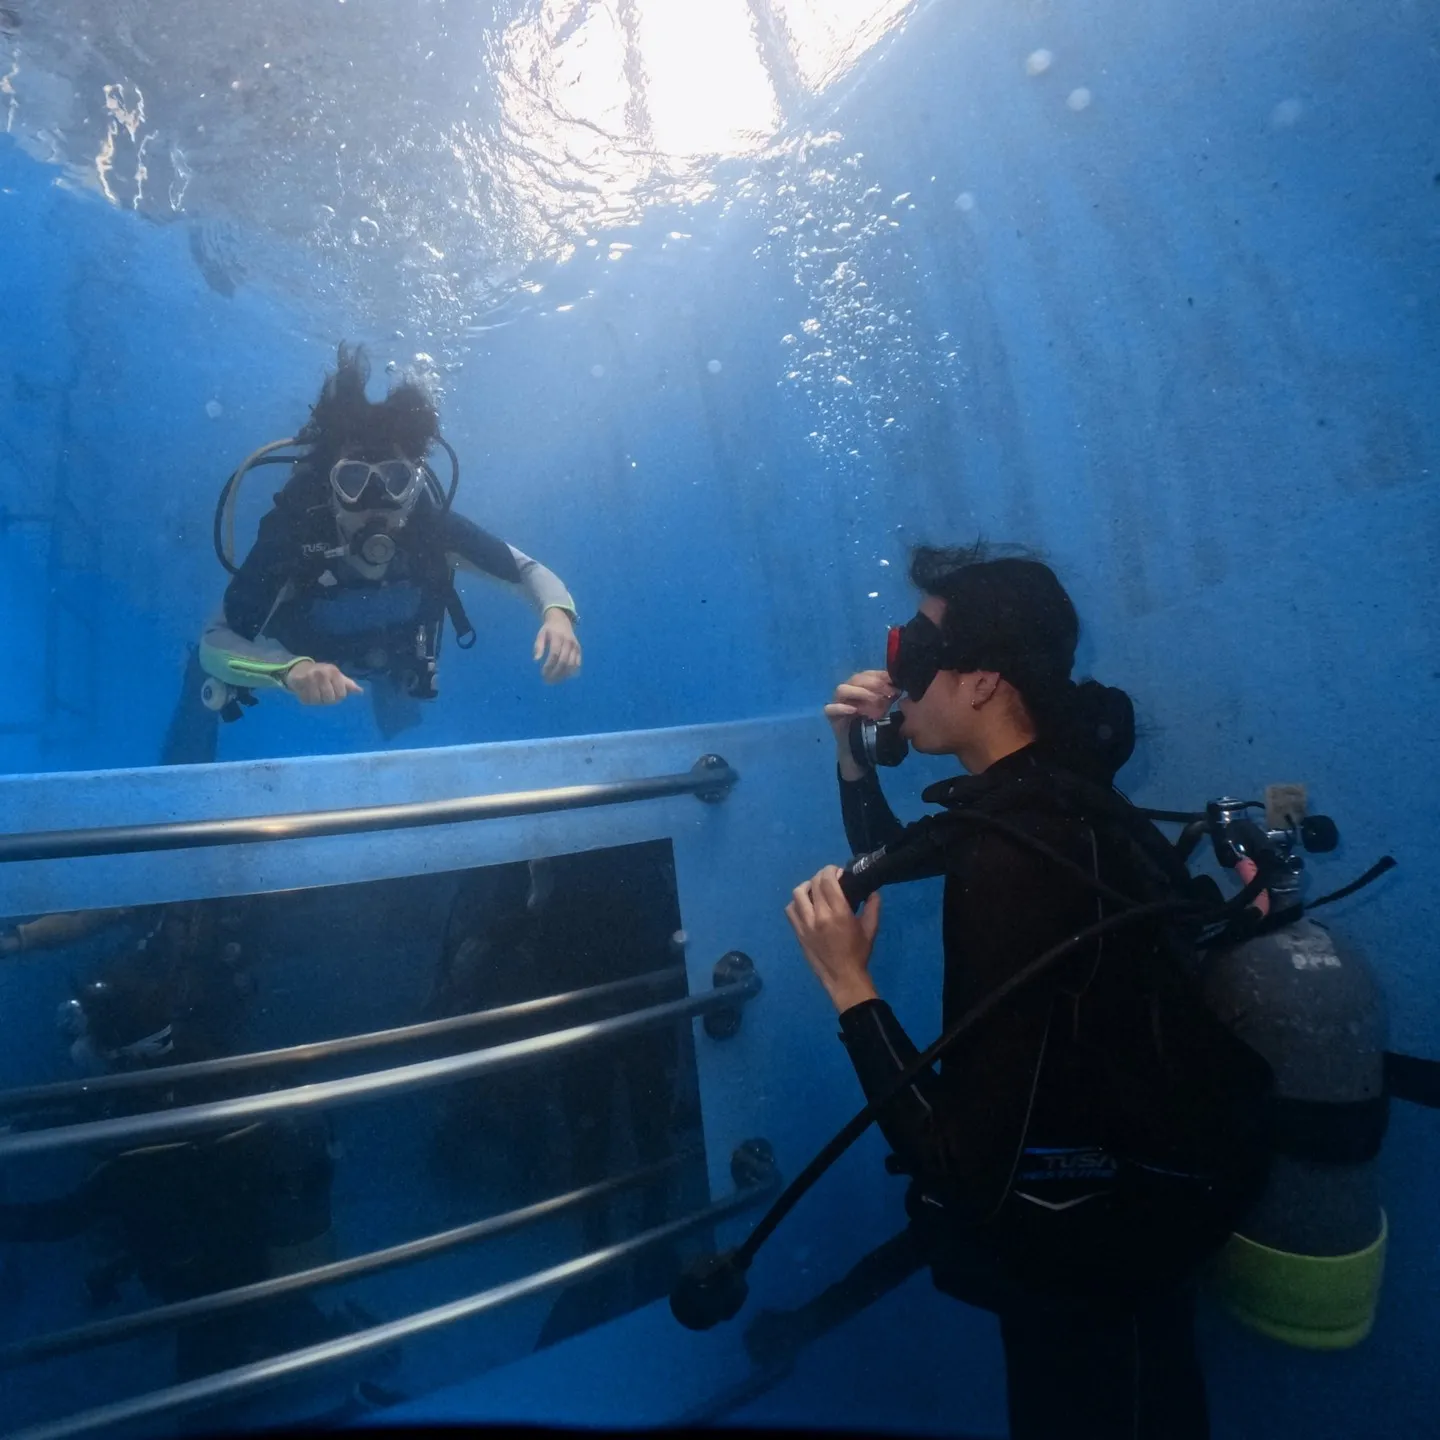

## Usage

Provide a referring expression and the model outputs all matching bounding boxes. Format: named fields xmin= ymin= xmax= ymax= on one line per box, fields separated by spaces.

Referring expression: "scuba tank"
xmin=672 ymin=763 xmax=1417 ymax=1352
xmin=1198 ymin=787 xmax=1389 ymax=1349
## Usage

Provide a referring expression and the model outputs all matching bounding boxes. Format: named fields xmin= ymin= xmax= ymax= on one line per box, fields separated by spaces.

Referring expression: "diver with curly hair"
xmin=196 ymin=343 xmax=580 ymax=719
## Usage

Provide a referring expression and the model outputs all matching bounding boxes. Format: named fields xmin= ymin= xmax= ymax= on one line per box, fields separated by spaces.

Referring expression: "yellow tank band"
xmin=1209 ymin=1212 xmax=1387 ymax=1351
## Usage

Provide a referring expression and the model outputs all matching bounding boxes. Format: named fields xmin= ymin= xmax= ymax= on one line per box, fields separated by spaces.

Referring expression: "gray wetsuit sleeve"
xmin=449 ymin=544 xmax=578 ymax=619
xmin=199 ymin=592 xmax=309 ymax=691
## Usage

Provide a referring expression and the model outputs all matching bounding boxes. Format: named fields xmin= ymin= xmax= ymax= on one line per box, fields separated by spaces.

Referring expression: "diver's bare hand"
xmin=787 ymin=865 xmax=882 ymax=1014
xmin=825 ymin=670 xmax=898 ymax=736
xmin=284 ymin=660 xmax=363 ymax=706
xmin=826 ymin=671 xmax=898 ymax=780
xmin=535 ymin=609 xmax=581 ymax=684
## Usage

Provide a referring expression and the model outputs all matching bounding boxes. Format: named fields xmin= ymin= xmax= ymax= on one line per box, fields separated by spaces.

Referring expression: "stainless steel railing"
xmin=0 ymin=966 xmax=686 ymax=1111
xmin=0 ymin=974 xmax=761 ymax=1162
xmin=0 ymin=754 xmax=736 ymax=864
xmin=1 ymin=1180 xmax=776 ymax=1440
xmin=0 ymin=1151 xmax=695 ymax=1369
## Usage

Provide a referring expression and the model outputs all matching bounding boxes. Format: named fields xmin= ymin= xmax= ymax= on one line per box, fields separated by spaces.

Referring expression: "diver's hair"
xmin=296 ymin=343 xmax=439 ymax=477
xmin=909 ymin=540 xmax=1136 ymax=784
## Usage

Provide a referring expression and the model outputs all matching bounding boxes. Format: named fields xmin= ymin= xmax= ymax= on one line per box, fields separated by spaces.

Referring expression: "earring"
xmin=970 ymin=699 xmax=980 ymax=710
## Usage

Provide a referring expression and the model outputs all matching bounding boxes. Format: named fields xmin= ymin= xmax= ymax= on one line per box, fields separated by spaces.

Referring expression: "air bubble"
xmin=204 ymin=399 xmax=223 ymax=419
xmin=1026 ymin=49 xmax=1054 ymax=76
xmin=706 ymin=359 xmax=722 ymax=374
xmin=1067 ymin=88 xmax=1093 ymax=111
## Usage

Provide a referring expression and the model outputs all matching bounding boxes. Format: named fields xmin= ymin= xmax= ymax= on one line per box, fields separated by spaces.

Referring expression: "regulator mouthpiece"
xmin=849 ymin=712 xmax=909 ymax=770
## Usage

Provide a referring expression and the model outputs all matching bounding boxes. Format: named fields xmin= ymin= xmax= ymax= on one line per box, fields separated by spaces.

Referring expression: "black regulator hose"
xmin=435 ymin=435 xmax=460 ymax=511
xmin=212 ymin=454 xmax=296 ymax=575
xmin=670 ymin=896 xmax=1200 ymax=1331
xmin=670 ymin=801 xmax=1295 ymax=1332
xmin=1308 ymin=855 xmax=1397 ymax=910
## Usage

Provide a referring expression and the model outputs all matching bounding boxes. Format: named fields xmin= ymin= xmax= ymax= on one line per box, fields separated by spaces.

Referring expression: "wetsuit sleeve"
xmin=5 ymin=907 xmax=135 ymax=954
xmin=838 ymin=820 xmax=1100 ymax=1221
xmin=199 ymin=601 xmax=310 ymax=691
xmin=441 ymin=514 xmax=578 ymax=618
xmin=198 ymin=506 xmax=313 ymax=690
xmin=839 ymin=768 xmax=907 ymax=854
xmin=838 ymin=999 xmax=940 ymax=1156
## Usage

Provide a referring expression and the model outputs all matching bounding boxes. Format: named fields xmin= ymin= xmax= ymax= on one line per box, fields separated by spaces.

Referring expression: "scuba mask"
xmin=886 ymin=612 xmax=958 ymax=702
xmin=330 ymin=459 xmax=425 ymax=568
xmin=845 ymin=612 xmax=946 ymax=772
xmin=849 ymin=613 xmax=971 ymax=770
xmin=328 ymin=457 xmax=423 ymax=513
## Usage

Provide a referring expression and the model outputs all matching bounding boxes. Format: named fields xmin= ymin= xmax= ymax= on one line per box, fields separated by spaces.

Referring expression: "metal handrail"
xmin=0 ymin=976 xmax=760 ymax=1162
xmin=0 ymin=1150 xmax=694 ymax=1369
xmin=0 ymin=754 xmax=736 ymax=864
xmin=2 ymin=1183 xmax=773 ymax=1440
xmin=0 ymin=965 xmax=686 ymax=1112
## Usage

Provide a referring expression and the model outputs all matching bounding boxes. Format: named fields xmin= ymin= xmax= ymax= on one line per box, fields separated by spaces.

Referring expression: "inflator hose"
xmin=670 ymin=896 xmax=1195 ymax=1330
xmin=670 ymin=795 xmax=1378 ymax=1331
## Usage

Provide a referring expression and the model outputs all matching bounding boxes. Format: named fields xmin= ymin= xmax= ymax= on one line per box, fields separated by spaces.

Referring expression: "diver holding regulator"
xmin=671 ymin=542 xmax=1439 ymax=1440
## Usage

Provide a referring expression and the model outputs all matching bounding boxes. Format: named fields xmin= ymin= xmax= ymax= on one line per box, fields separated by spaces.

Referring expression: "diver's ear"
xmin=969 ymin=671 xmax=1004 ymax=707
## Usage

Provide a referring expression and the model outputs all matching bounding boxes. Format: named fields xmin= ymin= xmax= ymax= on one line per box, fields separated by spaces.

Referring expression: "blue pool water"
xmin=0 ymin=1 xmax=1437 ymax=1435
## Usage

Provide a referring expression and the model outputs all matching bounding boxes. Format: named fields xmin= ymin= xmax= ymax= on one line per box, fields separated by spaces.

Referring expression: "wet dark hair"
xmin=296 ymin=343 xmax=439 ymax=480
xmin=909 ymin=541 xmax=1136 ymax=784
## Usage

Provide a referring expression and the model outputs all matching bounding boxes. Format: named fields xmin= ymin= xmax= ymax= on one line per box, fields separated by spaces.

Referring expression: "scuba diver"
xmin=0 ymin=942 xmax=388 ymax=1408
xmin=2 ymin=900 xmax=254 ymax=1062
xmin=782 ymin=544 xmax=1274 ymax=1440
xmin=186 ymin=342 xmax=580 ymax=748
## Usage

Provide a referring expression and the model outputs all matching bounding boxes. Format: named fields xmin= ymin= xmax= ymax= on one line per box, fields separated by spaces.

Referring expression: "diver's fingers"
xmin=787 ymin=881 xmax=816 ymax=930
xmin=859 ymin=891 xmax=883 ymax=941
xmin=831 ymin=689 xmax=894 ymax=722
xmin=543 ymin=634 xmax=582 ymax=683
xmin=318 ymin=666 xmax=359 ymax=703
xmin=534 ymin=628 xmax=548 ymax=663
xmin=812 ymin=866 xmax=851 ymax=918
xmin=834 ymin=676 xmax=897 ymax=707
xmin=842 ymin=669 xmax=896 ymax=695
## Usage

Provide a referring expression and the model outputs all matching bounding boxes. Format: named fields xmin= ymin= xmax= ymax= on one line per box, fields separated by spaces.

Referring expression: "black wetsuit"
xmin=223 ymin=479 xmax=521 ymax=681
xmin=833 ymin=746 xmax=1269 ymax=1440
xmin=0 ymin=1117 xmax=336 ymax=1379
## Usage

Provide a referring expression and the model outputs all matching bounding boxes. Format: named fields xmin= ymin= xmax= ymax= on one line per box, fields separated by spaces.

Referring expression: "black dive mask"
xmin=887 ymin=612 xmax=958 ymax=701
